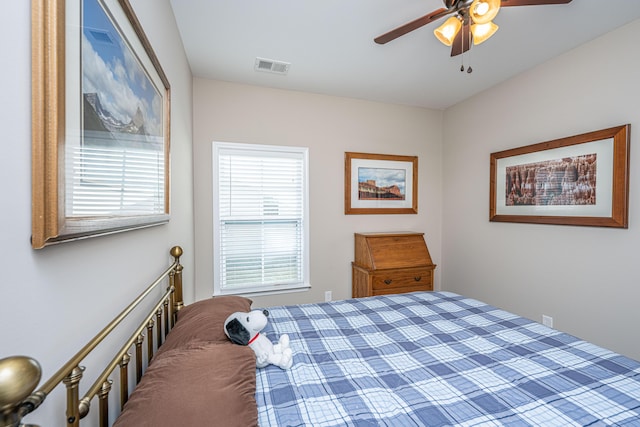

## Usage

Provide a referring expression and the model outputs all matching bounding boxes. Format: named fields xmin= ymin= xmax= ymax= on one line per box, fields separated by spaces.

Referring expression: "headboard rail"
xmin=0 ymin=246 xmax=184 ymax=427
xmin=77 ymin=284 xmax=176 ymax=424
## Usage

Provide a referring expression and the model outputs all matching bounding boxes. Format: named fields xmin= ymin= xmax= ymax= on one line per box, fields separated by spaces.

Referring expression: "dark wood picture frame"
xmin=345 ymin=152 xmax=418 ymax=215
xmin=489 ymin=125 xmax=630 ymax=228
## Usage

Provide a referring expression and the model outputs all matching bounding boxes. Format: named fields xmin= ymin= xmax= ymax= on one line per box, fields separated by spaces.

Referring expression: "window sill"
xmin=214 ymin=283 xmax=311 ymax=298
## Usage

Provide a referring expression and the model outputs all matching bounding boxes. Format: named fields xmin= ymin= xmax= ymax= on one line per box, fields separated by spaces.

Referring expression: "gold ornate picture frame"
xmin=345 ymin=152 xmax=418 ymax=215
xmin=489 ymin=125 xmax=630 ymax=228
xmin=32 ymin=0 xmax=171 ymax=248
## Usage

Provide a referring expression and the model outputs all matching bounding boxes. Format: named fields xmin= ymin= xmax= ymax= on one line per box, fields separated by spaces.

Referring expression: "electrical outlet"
xmin=324 ymin=291 xmax=332 ymax=302
xmin=542 ymin=315 xmax=553 ymax=328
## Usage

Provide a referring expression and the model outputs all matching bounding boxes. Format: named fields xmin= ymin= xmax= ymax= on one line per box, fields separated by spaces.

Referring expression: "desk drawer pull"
xmin=384 ymin=279 xmax=392 ymax=285
xmin=414 ymin=276 xmax=422 ymax=282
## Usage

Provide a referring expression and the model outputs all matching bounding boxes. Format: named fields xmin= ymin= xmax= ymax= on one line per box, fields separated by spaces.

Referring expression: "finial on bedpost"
xmin=170 ymin=245 xmax=183 ymax=260
xmin=170 ymin=246 xmax=184 ymax=321
xmin=0 ymin=356 xmax=42 ymax=427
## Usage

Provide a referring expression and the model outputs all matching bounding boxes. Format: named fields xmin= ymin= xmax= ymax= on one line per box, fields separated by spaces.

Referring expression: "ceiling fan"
xmin=374 ymin=0 xmax=573 ymax=57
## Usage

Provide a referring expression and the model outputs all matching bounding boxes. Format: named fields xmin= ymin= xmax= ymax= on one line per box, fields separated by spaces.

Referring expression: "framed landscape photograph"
xmin=32 ymin=0 xmax=171 ymax=248
xmin=345 ymin=152 xmax=418 ymax=215
xmin=489 ymin=125 xmax=630 ymax=228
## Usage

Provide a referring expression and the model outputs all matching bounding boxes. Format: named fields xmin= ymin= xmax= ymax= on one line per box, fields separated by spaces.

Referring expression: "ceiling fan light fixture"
xmin=469 ymin=0 xmax=500 ymax=25
xmin=434 ymin=16 xmax=462 ymax=46
xmin=471 ymin=21 xmax=499 ymax=45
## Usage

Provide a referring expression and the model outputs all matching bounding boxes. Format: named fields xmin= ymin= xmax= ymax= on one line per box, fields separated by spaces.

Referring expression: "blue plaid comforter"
xmin=255 ymin=292 xmax=640 ymax=426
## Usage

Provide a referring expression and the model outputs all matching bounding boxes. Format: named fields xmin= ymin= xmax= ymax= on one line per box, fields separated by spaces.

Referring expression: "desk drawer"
xmin=372 ymin=268 xmax=433 ymax=291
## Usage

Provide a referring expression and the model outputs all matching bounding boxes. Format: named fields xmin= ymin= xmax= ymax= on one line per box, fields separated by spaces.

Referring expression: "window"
xmin=213 ymin=142 xmax=310 ymax=296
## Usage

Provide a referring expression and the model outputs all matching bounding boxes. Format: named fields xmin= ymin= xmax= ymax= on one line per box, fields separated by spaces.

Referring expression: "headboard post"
xmin=63 ymin=366 xmax=84 ymax=427
xmin=169 ymin=246 xmax=184 ymax=325
xmin=97 ymin=380 xmax=112 ymax=427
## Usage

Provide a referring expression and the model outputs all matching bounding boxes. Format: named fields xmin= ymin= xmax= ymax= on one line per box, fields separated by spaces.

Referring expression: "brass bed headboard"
xmin=0 ymin=246 xmax=184 ymax=427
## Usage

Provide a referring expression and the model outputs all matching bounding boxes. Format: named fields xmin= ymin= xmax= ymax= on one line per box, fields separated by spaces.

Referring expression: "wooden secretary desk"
xmin=352 ymin=232 xmax=436 ymax=298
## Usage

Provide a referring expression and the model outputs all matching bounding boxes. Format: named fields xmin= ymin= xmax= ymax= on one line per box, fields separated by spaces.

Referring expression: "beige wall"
xmin=442 ymin=19 xmax=640 ymax=360
xmin=193 ymin=79 xmax=443 ymax=307
xmin=1 ymin=1 xmax=194 ymax=425
xmin=4 ymin=2 xmax=639 ymax=425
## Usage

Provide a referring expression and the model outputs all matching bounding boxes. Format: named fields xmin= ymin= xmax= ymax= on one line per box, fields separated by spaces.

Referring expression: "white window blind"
xmin=213 ymin=142 xmax=309 ymax=295
xmin=66 ymin=143 xmax=165 ymax=216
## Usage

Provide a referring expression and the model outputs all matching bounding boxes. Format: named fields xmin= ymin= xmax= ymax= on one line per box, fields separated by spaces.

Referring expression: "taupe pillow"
xmin=156 ymin=295 xmax=252 ymax=358
xmin=115 ymin=342 xmax=257 ymax=427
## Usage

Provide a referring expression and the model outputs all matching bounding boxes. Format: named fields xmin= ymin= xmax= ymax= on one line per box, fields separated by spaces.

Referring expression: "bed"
xmin=114 ymin=292 xmax=640 ymax=426
xmin=2 ymin=247 xmax=640 ymax=426
xmin=253 ymin=292 xmax=640 ymax=426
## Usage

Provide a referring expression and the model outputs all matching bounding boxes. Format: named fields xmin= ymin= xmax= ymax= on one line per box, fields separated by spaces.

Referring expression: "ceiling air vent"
xmin=254 ymin=57 xmax=290 ymax=75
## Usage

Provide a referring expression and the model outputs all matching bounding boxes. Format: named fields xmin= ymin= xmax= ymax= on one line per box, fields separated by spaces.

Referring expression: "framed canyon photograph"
xmin=345 ymin=152 xmax=418 ymax=215
xmin=489 ymin=125 xmax=630 ymax=228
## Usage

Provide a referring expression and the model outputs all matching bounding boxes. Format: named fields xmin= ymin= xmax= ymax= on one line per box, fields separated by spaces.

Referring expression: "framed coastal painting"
xmin=345 ymin=152 xmax=418 ymax=215
xmin=32 ymin=0 xmax=171 ymax=248
xmin=489 ymin=125 xmax=630 ymax=228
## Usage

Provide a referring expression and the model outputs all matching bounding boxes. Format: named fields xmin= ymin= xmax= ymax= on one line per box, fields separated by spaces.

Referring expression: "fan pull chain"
xmin=460 ymin=26 xmax=465 ymax=72
xmin=466 ymin=25 xmax=472 ymax=73
xmin=459 ymin=23 xmax=472 ymax=74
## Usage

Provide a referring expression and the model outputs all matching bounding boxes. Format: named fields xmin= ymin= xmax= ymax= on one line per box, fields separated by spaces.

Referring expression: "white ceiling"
xmin=169 ymin=0 xmax=640 ymax=110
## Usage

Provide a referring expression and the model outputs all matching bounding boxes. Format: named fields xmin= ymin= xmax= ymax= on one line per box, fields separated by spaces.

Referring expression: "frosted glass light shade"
xmin=434 ymin=16 xmax=462 ymax=46
xmin=469 ymin=0 xmax=500 ymax=25
xmin=471 ymin=21 xmax=498 ymax=45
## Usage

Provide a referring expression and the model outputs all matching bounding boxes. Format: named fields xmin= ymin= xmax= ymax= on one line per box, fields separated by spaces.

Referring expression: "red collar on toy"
xmin=248 ymin=333 xmax=260 ymax=345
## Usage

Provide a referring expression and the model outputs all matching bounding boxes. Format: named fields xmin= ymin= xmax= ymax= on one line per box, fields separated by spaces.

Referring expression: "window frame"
xmin=212 ymin=141 xmax=310 ymax=296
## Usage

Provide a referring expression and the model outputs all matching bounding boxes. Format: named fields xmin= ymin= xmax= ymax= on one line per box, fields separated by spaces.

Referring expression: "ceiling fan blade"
xmin=450 ymin=21 xmax=471 ymax=57
xmin=501 ymin=0 xmax=572 ymax=6
xmin=374 ymin=8 xmax=449 ymax=44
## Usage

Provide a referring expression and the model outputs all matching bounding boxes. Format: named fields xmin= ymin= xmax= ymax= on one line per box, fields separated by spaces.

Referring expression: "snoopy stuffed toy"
xmin=224 ymin=309 xmax=293 ymax=370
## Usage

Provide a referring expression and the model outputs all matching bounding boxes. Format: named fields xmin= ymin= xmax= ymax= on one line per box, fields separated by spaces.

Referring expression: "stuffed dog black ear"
xmin=225 ymin=318 xmax=250 ymax=345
